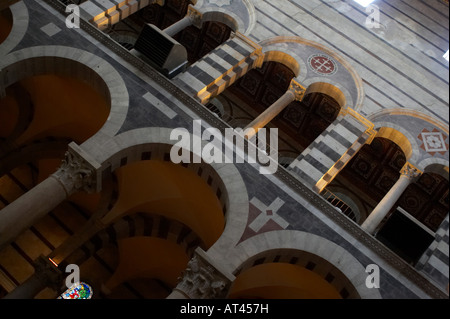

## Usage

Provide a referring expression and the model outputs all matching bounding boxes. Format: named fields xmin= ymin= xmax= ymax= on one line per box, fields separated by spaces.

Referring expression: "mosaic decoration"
xmin=58 ymin=282 xmax=93 ymax=299
xmin=308 ymin=54 xmax=338 ymax=76
xmin=418 ymin=128 xmax=449 ymax=156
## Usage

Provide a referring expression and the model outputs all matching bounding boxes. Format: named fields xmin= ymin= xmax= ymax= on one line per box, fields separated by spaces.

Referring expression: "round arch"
xmin=419 ymin=160 xmax=449 ymax=180
xmin=210 ymin=230 xmax=382 ymax=299
xmin=0 ymin=1 xmax=28 ymax=56
xmin=372 ymin=125 xmax=416 ymax=162
xmin=0 ymin=45 xmax=129 ymax=144
xmin=259 ymin=36 xmax=365 ymax=110
xmin=196 ymin=0 xmax=256 ymax=35
xmin=86 ymin=127 xmax=250 ymax=250
xmin=202 ymin=10 xmax=241 ymax=33
xmin=262 ymin=49 xmax=302 ymax=78
xmin=303 ymin=80 xmax=350 ymax=109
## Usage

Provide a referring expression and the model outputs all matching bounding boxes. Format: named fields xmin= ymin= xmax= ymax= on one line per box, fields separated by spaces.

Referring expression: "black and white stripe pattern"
xmin=233 ymin=250 xmax=359 ymax=299
xmin=416 ymin=215 xmax=449 ymax=289
xmin=64 ymin=212 xmax=204 ymax=266
xmin=174 ymin=33 xmax=263 ymax=105
xmin=79 ymin=0 xmax=154 ymax=29
xmin=288 ymin=112 xmax=374 ymax=192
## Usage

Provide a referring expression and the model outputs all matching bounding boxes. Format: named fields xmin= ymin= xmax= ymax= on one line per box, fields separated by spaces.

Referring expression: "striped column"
xmin=79 ymin=0 xmax=157 ymax=30
xmin=288 ymin=109 xmax=376 ymax=192
xmin=416 ymin=215 xmax=449 ymax=290
xmin=174 ymin=32 xmax=264 ymax=105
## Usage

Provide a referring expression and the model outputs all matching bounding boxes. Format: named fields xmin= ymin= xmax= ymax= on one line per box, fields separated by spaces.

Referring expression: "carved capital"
xmin=187 ymin=5 xmax=203 ymax=28
xmin=400 ymin=162 xmax=422 ymax=180
xmin=174 ymin=250 xmax=233 ymax=299
xmin=288 ymin=80 xmax=306 ymax=101
xmin=52 ymin=143 xmax=101 ymax=195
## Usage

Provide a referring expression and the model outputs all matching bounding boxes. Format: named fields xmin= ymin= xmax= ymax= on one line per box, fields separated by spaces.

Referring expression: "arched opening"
xmin=108 ymin=0 xmax=233 ymax=66
xmin=229 ymin=246 xmax=363 ymax=299
xmin=0 ymin=74 xmax=109 ymax=146
xmin=0 ymin=70 xmax=111 ymax=297
xmin=229 ymin=263 xmax=341 ymax=299
xmin=375 ymin=168 xmax=449 ymax=265
xmin=54 ymin=159 xmax=226 ymax=299
xmin=0 ymin=73 xmax=110 ymax=206
xmin=0 ymin=7 xmax=13 ymax=44
xmin=206 ymin=61 xmax=341 ymax=158
xmin=325 ymin=136 xmax=407 ymax=225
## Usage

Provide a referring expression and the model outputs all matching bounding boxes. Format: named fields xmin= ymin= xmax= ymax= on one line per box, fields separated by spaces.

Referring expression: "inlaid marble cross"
xmin=248 ymin=197 xmax=289 ymax=232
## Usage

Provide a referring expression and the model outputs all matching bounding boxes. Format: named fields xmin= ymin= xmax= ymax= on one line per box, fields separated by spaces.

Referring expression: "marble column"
xmin=167 ymin=248 xmax=234 ymax=299
xmin=244 ymin=80 xmax=306 ymax=139
xmin=3 ymin=255 xmax=63 ymax=299
xmin=163 ymin=6 xmax=202 ymax=37
xmin=361 ymin=162 xmax=422 ymax=235
xmin=0 ymin=143 xmax=100 ymax=251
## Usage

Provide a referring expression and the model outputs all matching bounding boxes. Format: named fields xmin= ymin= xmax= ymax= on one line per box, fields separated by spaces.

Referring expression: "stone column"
xmin=163 ymin=6 xmax=202 ymax=37
xmin=361 ymin=162 xmax=422 ymax=235
xmin=167 ymin=248 xmax=234 ymax=299
xmin=3 ymin=255 xmax=63 ymax=299
xmin=244 ymin=80 xmax=306 ymax=139
xmin=0 ymin=143 xmax=101 ymax=251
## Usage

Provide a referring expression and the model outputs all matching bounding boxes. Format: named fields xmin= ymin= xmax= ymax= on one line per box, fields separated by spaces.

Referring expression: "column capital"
xmin=173 ymin=248 xmax=234 ymax=299
xmin=288 ymin=80 xmax=306 ymax=101
xmin=187 ymin=5 xmax=203 ymax=28
xmin=400 ymin=162 xmax=422 ymax=180
xmin=52 ymin=143 xmax=101 ymax=195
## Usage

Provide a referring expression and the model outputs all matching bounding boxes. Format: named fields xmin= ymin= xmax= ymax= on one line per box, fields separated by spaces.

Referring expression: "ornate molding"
xmin=174 ymin=249 xmax=233 ymax=299
xmin=52 ymin=142 xmax=101 ymax=195
xmin=400 ymin=162 xmax=422 ymax=180
xmin=187 ymin=5 xmax=203 ymax=29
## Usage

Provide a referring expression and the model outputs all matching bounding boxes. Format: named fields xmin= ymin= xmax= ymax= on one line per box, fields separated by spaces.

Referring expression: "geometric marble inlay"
xmin=238 ymin=197 xmax=289 ymax=243
xmin=418 ymin=128 xmax=449 ymax=156
xmin=40 ymin=22 xmax=61 ymax=37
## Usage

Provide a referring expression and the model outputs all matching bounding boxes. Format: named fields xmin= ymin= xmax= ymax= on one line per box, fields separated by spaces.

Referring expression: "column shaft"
xmin=245 ymin=91 xmax=296 ymax=138
xmin=0 ymin=176 xmax=68 ymax=250
xmin=361 ymin=163 xmax=421 ymax=234
xmin=163 ymin=16 xmax=193 ymax=37
xmin=0 ymin=144 xmax=99 ymax=250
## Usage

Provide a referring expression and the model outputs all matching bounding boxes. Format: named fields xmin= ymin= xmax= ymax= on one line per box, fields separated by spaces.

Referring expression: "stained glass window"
xmin=58 ymin=282 xmax=93 ymax=299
